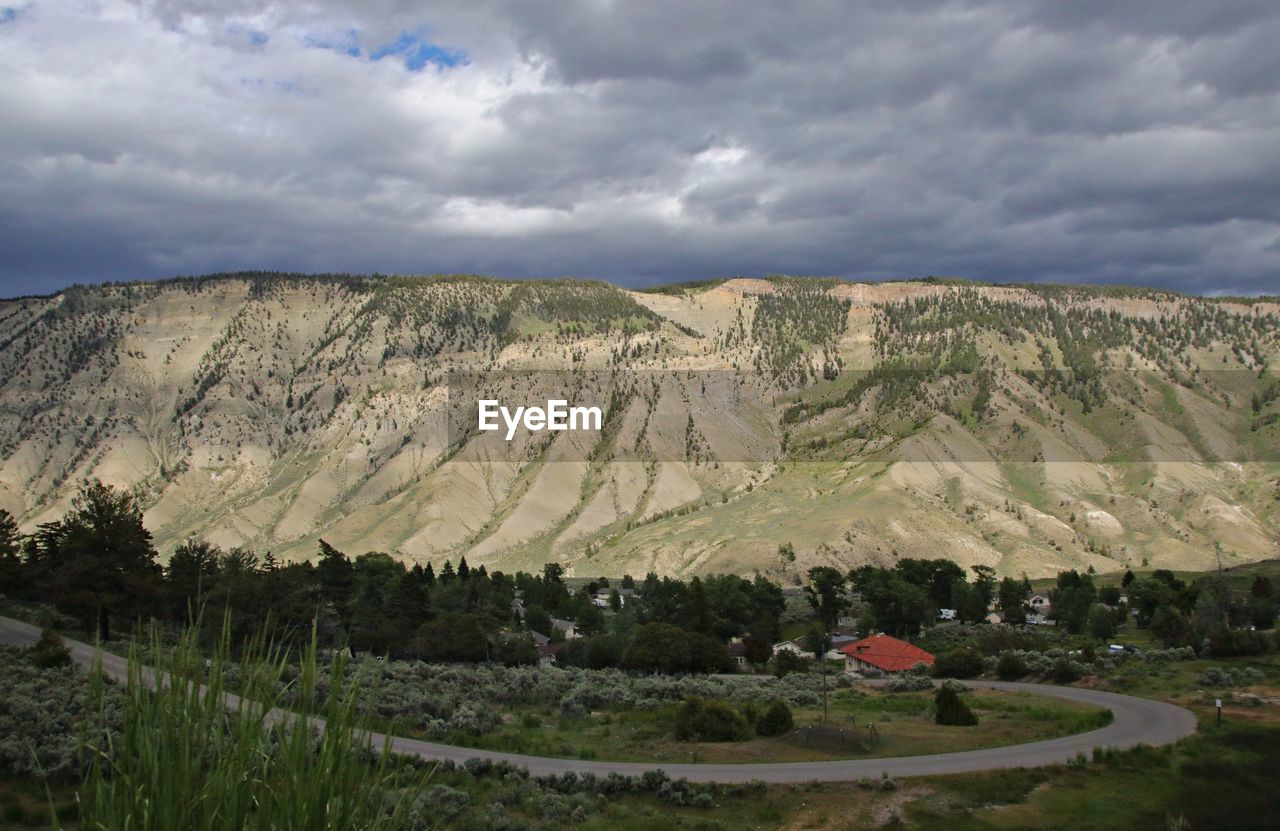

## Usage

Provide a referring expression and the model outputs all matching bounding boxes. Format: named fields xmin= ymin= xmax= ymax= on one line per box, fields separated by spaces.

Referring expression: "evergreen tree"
xmin=970 ymin=564 xmax=997 ymax=613
xmin=29 ymin=480 xmax=160 ymax=641
xmin=166 ymin=538 xmax=223 ymax=621
xmin=0 ymin=508 xmax=18 ymax=559
xmin=935 ymin=683 xmax=978 ymax=726
xmin=0 ymin=508 xmax=26 ymax=596
xmin=688 ymin=576 xmax=713 ymax=632
xmin=315 ymin=539 xmax=354 ymax=618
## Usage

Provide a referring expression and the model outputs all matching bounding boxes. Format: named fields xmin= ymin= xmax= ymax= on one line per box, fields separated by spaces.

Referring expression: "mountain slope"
xmin=1 ymin=274 xmax=1277 ymax=578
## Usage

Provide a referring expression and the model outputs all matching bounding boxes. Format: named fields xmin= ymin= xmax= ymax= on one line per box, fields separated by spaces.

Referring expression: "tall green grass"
xmin=71 ymin=619 xmax=433 ymax=830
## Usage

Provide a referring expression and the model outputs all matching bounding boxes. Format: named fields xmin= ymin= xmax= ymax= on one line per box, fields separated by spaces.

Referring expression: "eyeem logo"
xmin=478 ymin=399 xmax=603 ymax=441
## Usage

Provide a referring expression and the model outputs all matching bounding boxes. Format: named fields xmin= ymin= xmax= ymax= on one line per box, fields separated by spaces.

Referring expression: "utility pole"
xmin=822 ymin=627 xmax=829 ymax=722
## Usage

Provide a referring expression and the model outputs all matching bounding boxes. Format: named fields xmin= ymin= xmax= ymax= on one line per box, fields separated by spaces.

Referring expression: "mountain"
xmin=2 ymin=273 xmax=1278 ymax=579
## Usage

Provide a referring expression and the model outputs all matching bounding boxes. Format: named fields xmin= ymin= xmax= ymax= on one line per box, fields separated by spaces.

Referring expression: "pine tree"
xmin=935 ymin=684 xmax=978 ymax=726
xmin=315 ymin=539 xmax=354 ymax=617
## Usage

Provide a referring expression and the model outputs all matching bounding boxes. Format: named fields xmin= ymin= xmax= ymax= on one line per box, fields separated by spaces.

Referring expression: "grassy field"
xmin=903 ymin=720 xmax=1280 ymax=831
xmin=3 ymin=651 xmax=1276 ymax=831
xmin=420 ymin=686 xmax=1111 ymax=765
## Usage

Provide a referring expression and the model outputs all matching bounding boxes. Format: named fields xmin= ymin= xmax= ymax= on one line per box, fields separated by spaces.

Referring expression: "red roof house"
xmin=838 ymin=634 xmax=934 ymax=674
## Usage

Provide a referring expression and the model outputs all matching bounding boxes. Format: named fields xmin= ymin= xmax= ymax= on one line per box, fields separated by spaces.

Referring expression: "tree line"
xmin=0 ymin=482 xmax=786 ymax=672
xmin=4 ymin=482 xmax=1271 ymax=668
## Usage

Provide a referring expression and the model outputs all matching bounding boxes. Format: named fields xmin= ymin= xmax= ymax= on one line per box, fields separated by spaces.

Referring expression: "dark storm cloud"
xmin=0 ymin=0 xmax=1277 ymax=297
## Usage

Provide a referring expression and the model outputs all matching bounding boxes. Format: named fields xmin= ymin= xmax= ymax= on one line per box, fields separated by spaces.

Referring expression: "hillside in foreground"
xmin=1 ymin=274 xmax=1277 ymax=578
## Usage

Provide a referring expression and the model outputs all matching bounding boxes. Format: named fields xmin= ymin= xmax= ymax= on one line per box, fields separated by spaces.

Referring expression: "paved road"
xmin=0 ymin=616 xmax=1198 ymax=783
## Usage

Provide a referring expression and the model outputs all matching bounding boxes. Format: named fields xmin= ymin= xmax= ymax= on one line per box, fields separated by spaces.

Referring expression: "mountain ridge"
xmin=2 ymin=273 xmax=1277 ymax=579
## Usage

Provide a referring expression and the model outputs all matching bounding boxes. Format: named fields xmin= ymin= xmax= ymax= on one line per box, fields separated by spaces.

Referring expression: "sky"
xmin=1 ymin=0 xmax=1279 ymax=297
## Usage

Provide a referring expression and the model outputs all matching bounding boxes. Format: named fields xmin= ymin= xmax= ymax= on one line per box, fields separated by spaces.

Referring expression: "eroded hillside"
xmin=1 ymin=274 xmax=1278 ymax=578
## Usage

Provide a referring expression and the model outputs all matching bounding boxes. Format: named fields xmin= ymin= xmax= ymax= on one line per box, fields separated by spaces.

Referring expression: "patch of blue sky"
xmin=1 ymin=7 xmax=19 ymax=24
xmin=303 ymin=28 xmax=361 ymax=58
xmin=224 ymin=23 xmax=268 ymax=48
xmin=370 ymin=31 xmax=468 ymax=71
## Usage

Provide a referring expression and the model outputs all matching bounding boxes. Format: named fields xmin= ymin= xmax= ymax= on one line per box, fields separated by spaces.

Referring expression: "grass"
xmin=907 ymin=722 xmax=1280 ymax=831
xmin=0 ymin=777 xmax=77 ymax=830
xmin=422 ymin=687 xmax=1110 ymax=764
xmin=68 ymin=619 xmax=435 ymax=831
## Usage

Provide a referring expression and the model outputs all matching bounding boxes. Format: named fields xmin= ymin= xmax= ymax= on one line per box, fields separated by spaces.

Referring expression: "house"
xmin=727 ymin=639 xmax=749 ymax=668
xmin=550 ymin=618 xmax=579 ymax=640
xmin=772 ymin=638 xmax=809 ymax=657
xmin=938 ymin=608 xmax=957 ymax=621
xmin=838 ymin=633 xmax=935 ymax=675
xmin=984 ymin=611 xmax=1003 ymax=625
xmin=772 ymin=636 xmax=856 ymax=661
xmin=591 ymin=587 xmax=636 ymax=608
xmin=1027 ymin=593 xmax=1052 ymax=615
xmin=828 ymin=635 xmax=857 ymax=659
xmin=535 ymin=639 xmax=568 ymax=667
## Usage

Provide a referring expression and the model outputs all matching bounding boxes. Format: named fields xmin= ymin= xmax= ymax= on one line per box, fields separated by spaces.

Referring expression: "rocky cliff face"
xmin=2 ymin=273 xmax=1277 ymax=578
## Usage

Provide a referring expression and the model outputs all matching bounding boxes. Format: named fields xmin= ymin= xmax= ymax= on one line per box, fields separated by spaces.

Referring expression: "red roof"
xmin=837 ymin=634 xmax=934 ymax=672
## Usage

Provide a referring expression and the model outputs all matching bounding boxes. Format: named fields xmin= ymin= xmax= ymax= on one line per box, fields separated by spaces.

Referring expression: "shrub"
xmin=673 ymin=697 xmax=749 ymax=742
xmin=932 ymin=647 xmax=984 ymax=679
xmin=885 ymin=670 xmax=934 ymax=692
xmin=493 ymin=635 xmax=539 ymax=667
xmin=1206 ymin=626 xmax=1274 ymax=658
xmin=996 ymin=652 xmax=1027 ymax=680
xmin=917 ymin=623 xmax=1051 ymax=657
xmin=1050 ymin=656 xmax=1084 ymax=684
xmin=755 ymin=700 xmax=794 ymax=737
xmin=934 ymin=683 xmax=978 ymax=726
xmin=1198 ymin=666 xmax=1264 ymax=688
xmin=26 ymin=628 xmax=72 ymax=669
xmin=772 ymin=650 xmax=810 ymax=678
xmin=409 ymin=785 xmax=469 ymax=824
xmin=0 ymin=645 xmax=123 ymax=779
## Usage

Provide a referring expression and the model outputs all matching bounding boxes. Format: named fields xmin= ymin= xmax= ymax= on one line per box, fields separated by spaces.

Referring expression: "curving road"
xmin=0 ymin=616 xmax=1198 ymax=783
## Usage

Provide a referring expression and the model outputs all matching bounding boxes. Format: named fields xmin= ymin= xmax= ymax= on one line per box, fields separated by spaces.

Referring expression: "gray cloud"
xmin=0 ymin=0 xmax=1277 ymax=297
